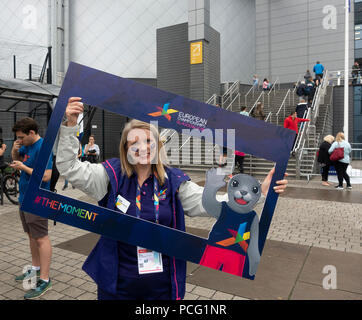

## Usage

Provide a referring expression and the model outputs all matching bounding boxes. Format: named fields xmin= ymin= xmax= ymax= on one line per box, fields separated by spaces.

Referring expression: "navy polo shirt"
xmin=115 ymin=173 xmax=173 ymax=278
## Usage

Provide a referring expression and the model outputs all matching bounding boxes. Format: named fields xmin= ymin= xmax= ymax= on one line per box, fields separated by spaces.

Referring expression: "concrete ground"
xmin=0 ymin=172 xmax=361 ymax=300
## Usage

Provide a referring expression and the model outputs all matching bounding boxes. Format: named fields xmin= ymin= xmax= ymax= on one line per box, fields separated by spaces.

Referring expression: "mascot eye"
xmin=252 ymin=186 xmax=259 ymax=194
xmin=231 ymin=180 xmax=239 ymax=188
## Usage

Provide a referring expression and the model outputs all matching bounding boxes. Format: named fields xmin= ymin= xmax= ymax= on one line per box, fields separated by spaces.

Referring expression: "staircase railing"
xmin=221 ymin=80 xmax=240 ymax=109
xmin=294 ymin=70 xmax=329 ymax=178
xmin=206 ymin=94 xmax=218 ymax=106
xmin=294 ymin=70 xmax=328 ymax=153
xmin=301 ymin=87 xmax=333 ymax=178
xmin=267 ymin=77 xmax=280 ymax=107
xmin=225 ymin=93 xmax=241 ymax=112
xmin=244 ymin=85 xmax=257 ymax=107
xmin=311 ymin=70 xmax=329 ymax=125
xmin=176 ymin=91 xmax=227 ymax=154
xmin=248 ymin=91 xmax=265 ymax=116
xmin=275 ymin=89 xmax=291 ymax=125
xmin=292 ymin=74 xmax=302 ymax=104
xmin=265 ymin=111 xmax=272 ymax=123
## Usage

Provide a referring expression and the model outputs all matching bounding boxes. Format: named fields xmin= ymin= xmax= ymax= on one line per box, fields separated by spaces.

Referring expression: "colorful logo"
xmin=216 ymin=222 xmax=250 ymax=253
xmin=148 ymin=103 xmax=178 ymax=121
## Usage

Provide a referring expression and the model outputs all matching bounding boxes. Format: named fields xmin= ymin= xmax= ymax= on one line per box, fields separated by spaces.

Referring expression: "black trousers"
xmin=334 ymin=161 xmax=351 ymax=187
xmin=235 ymin=155 xmax=245 ymax=173
xmin=321 ymin=164 xmax=330 ymax=182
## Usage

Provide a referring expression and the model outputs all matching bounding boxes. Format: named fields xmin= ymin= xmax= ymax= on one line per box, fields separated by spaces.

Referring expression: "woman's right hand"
xmin=66 ymin=97 xmax=84 ymax=127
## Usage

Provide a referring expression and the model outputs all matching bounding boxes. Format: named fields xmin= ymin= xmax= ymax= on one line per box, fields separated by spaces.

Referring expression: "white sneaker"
xmin=335 ymin=186 xmax=344 ymax=190
xmin=347 ymin=186 xmax=352 ymax=190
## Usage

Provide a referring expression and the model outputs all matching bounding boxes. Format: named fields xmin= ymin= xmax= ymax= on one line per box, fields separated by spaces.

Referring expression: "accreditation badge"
xmin=137 ymin=247 xmax=163 ymax=274
xmin=115 ymin=194 xmax=130 ymax=213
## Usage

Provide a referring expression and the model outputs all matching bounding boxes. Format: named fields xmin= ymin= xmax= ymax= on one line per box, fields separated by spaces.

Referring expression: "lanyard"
xmin=135 ymin=174 xmax=160 ymax=224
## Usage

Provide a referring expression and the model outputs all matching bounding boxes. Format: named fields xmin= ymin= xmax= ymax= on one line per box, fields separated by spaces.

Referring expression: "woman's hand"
xmin=261 ymin=167 xmax=288 ymax=196
xmin=65 ymin=97 xmax=84 ymax=127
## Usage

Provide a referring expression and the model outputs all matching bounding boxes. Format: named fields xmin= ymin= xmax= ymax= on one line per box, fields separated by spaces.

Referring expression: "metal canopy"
xmin=0 ymin=78 xmax=60 ymax=114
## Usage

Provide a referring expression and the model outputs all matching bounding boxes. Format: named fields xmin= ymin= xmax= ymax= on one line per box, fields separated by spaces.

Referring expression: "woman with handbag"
xmin=328 ymin=132 xmax=352 ymax=190
xmin=317 ymin=135 xmax=334 ymax=186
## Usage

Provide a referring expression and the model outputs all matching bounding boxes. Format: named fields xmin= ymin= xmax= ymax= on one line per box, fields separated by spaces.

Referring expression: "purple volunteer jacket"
xmin=82 ymin=158 xmax=190 ymax=300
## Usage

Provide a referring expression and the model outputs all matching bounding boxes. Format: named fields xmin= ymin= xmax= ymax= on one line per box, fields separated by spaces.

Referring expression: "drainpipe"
xmin=64 ymin=0 xmax=70 ymax=73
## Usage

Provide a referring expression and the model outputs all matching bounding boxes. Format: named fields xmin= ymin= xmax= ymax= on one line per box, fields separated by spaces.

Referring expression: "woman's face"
xmin=126 ymin=128 xmax=157 ymax=165
xmin=89 ymin=137 xmax=95 ymax=144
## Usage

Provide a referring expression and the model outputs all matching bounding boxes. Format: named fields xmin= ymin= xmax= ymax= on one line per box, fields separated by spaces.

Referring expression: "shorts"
xmin=19 ymin=209 xmax=48 ymax=239
xmin=199 ymin=245 xmax=246 ymax=277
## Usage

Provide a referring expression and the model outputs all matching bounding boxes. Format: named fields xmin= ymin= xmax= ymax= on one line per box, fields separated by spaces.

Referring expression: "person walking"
xmin=283 ymin=111 xmax=310 ymax=149
xmin=252 ymin=74 xmax=259 ymax=89
xmin=262 ymin=79 xmax=271 ymax=91
xmin=328 ymin=132 xmax=352 ymax=190
xmin=313 ymin=61 xmax=324 ymax=81
xmin=55 ymin=97 xmax=289 ymax=300
xmin=296 ymin=80 xmax=307 ymax=102
xmin=317 ymin=135 xmax=334 ymax=186
xmin=295 ymin=99 xmax=308 ymax=119
xmin=304 ymin=69 xmax=312 ymax=82
xmin=250 ymin=102 xmax=266 ymax=121
xmin=10 ymin=117 xmax=53 ymax=299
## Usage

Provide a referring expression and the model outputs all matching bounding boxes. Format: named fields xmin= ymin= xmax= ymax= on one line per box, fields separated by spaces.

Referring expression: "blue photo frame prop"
xmin=21 ymin=62 xmax=295 ymax=280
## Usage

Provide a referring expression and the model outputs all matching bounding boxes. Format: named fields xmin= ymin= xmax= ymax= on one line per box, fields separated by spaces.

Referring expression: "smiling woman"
xmin=54 ymin=96 xmax=289 ymax=300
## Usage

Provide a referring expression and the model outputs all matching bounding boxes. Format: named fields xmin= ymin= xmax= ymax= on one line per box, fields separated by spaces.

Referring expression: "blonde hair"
xmin=335 ymin=132 xmax=345 ymax=142
xmin=323 ymin=135 xmax=334 ymax=144
xmin=119 ymin=120 xmax=168 ymax=185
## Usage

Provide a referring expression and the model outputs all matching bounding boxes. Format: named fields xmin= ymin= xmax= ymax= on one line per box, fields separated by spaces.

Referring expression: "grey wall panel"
xmin=157 ymin=23 xmax=190 ymax=98
xmin=210 ymin=0 xmax=256 ymax=83
xmin=256 ymin=0 xmax=355 ymax=83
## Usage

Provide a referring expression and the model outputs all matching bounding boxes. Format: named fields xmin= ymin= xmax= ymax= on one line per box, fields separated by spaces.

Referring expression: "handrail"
xmin=293 ymin=74 xmax=303 ymax=94
xmin=293 ymin=70 xmax=328 ymax=154
xmin=294 ymin=108 xmax=312 ymax=157
xmin=222 ymin=80 xmax=239 ymax=108
xmin=267 ymin=77 xmax=280 ymax=107
xmin=225 ymin=93 xmax=240 ymax=111
xmin=206 ymin=93 xmax=218 ymax=106
xmin=248 ymin=91 xmax=264 ymax=116
xmin=223 ymin=80 xmax=239 ymax=97
xmin=276 ymin=89 xmax=291 ymax=125
xmin=244 ymin=85 xmax=254 ymax=107
xmin=311 ymin=70 xmax=328 ymax=124
xmin=265 ymin=111 xmax=272 ymax=123
xmin=267 ymin=77 xmax=280 ymax=97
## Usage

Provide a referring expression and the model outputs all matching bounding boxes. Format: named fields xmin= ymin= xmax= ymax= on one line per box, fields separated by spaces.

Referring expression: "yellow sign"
xmin=190 ymin=41 xmax=203 ymax=65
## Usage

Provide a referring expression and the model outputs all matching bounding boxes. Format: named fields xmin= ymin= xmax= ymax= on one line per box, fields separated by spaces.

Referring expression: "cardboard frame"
xmin=21 ymin=62 xmax=295 ymax=280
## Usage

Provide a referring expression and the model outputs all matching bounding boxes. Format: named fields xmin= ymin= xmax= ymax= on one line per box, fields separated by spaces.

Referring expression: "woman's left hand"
xmin=261 ymin=167 xmax=288 ymax=196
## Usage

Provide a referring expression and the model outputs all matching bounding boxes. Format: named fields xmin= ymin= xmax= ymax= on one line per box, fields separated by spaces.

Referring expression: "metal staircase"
xmin=160 ymin=74 xmax=332 ymax=179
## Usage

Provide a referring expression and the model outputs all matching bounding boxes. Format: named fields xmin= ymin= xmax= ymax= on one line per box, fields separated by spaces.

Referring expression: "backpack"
xmin=296 ymin=86 xmax=304 ymax=96
xmin=303 ymin=86 xmax=311 ymax=95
